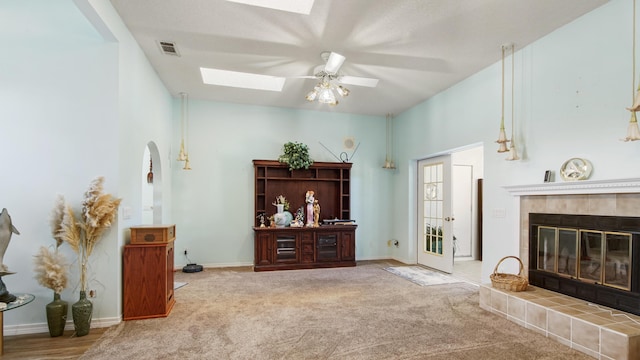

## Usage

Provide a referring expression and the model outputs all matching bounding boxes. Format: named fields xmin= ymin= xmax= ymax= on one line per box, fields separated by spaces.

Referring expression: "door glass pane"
xmin=422 ymin=162 xmax=444 ymax=255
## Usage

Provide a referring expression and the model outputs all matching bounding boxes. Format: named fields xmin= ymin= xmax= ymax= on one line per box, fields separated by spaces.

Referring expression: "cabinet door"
xmin=166 ymin=241 xmax=174 ymax=305
xmin=316 ymin=232 xmax=339 ymax=262
xmin=274 ymin=233 xmax=298 ymax=264
xmin=301 ymin=232 xmax=314 ymax=263
xmin=340 ymin=231 xmax=355 ymax=261
xmin=255 ymin=232 xmax=272 ymax=265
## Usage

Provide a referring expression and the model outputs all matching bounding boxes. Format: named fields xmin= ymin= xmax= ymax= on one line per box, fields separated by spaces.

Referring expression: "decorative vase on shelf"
xmin=274 ymin=204 xmax=294 ymax=227
xmin=72 ymin=290 xmax=93 ymax=337
xmin=46 ymin=292 xmax=68 ymax=337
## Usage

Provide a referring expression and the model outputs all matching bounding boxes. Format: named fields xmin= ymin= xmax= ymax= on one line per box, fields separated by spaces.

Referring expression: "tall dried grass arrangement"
xmin=57 ymin=177 xmax=121 ymax=292
xmin=33 ymin=195 xmax=70 ymax=294
xmin=33 ymin=246 xmax=68 ymax=294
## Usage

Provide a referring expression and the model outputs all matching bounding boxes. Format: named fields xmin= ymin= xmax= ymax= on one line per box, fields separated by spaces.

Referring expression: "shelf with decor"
xmin=252 ymin=159 xmax=355 ymax=271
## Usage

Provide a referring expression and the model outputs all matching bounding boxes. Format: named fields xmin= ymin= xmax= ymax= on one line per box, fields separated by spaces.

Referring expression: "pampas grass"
xmin=33 ymin=196 xmax=73 ymax=295
xmin=57 ymin=177 xmax=121 ymax=292
xmin=33 ymin=246 xmax=68 ymax=294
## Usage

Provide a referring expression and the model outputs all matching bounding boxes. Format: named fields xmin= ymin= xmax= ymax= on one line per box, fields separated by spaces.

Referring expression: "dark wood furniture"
xmin=123 ymin=225 xmax=176 ymax=320
xmin=253 ymin=160 xmax=356 ymax=271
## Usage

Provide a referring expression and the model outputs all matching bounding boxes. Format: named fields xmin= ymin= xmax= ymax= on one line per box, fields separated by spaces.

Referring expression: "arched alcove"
xmin=142 ymin=141 xmax=163 ymax=224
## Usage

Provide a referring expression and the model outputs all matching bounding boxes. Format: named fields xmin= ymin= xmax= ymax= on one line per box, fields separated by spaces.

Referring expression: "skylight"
xmin=200 ymin=67 xmax=286 ymax=92
xmin=225 ymin=0 xmax=314 ymax=15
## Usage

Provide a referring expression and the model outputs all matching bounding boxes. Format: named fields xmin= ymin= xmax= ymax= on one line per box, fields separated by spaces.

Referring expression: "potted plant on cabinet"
xmin=278 ymin=142 xmax=313 ymax=170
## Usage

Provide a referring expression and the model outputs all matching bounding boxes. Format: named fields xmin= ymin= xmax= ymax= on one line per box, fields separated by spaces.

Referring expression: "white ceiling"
xmin=109 ymin=0 xmax=608 ymax=117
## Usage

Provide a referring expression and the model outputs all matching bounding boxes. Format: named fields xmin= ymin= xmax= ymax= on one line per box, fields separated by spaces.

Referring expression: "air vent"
xmin=157 ymin=41 xmax=180 ymax=56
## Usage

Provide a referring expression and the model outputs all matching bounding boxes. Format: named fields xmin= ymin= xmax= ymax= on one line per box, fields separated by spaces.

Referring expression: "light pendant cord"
xmin=634 ymin=0 xmax=637 ymax=102
xmin=501 ymin=46 xmax=505 ymax=131
xmin=511 ymin=44 xmax=515 ymax=147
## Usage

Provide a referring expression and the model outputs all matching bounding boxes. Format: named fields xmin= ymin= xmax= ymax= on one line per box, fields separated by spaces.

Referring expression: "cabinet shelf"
xmin=253 ymin=160 xmax=355 ymax=271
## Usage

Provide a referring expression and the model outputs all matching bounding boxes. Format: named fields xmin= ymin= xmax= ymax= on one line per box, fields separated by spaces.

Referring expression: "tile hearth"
xmin=480 ymin=284 xmax=640 ymax=360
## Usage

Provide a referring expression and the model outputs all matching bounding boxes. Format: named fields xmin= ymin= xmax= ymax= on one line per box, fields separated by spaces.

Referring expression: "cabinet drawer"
xmin=130 ymin=225 xmax=176 ymax=244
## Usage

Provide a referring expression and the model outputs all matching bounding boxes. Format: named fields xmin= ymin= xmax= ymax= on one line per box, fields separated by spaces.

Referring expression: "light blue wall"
xmin=0 ymin=0 xmax=174 ymax=332
xmin=171 ymin=99 xmax=393 ymax=267
xmin=393 ymin=0 xmax=640 ymax=280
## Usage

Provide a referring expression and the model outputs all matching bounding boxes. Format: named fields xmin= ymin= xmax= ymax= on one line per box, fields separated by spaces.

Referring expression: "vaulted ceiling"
xmin=109 ymin=0 xmax=608 ymax=116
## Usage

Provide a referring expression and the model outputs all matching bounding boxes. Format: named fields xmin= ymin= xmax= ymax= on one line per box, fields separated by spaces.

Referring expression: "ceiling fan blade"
xmin=324 ymin=52 xmax=346 ymax=74
xmin=338 ymin=76 xmax=379 ymax=88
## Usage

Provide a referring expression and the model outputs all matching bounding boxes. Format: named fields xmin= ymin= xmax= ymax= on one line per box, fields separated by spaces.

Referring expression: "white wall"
xmin=393 ymin=0 xmax=640 ymax=281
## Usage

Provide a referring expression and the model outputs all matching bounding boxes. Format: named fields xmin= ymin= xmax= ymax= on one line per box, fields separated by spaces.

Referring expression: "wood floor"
xmin=1 ymin=328 xmax=108 ymax=360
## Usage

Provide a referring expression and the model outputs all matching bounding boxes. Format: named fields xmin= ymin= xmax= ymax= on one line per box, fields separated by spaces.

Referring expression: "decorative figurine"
xmin=313 ymin=200 xmax=320 ymax=227
xmin=0 ymin=208 xmax=19 ymax=303
xmin=305 ymin=191 xmax=315 ymax=227
xmin=290 ymin=207 xmax=304 ymax=227
xmin=257 ymin=213 xmax=266 ymax=228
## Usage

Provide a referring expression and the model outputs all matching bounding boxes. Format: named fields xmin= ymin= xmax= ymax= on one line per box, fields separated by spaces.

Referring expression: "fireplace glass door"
xmin=536 ymin=227 xmax=632 ymax=291
xmin=603 ymin=232 xmax=632 ymax=290
xmin=579 ymin=230 xmax=603 ymax=282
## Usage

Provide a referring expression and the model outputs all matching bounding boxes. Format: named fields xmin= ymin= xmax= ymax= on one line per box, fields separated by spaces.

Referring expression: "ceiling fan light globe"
xmin=305 ymin=89 xmax=318 ymax=101
xmin=336 ymin=85 xmax=349 ymax=97
xmin=318 ymin=88 xmax=336 ymax=104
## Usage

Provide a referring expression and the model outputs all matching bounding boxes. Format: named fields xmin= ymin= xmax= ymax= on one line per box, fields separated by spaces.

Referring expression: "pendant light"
xmin=383 ymin=113 xmax=396 ymax=169
xmin=625 ymin=0 xmax=640 ymax=141
xmin=506 ymin=44 xmax=520 ymax=161
xmin=496 ymin=45 xmax=510 ymax=152
xmin=146 ymin=157 xmax=153 ymax=184
xmin=182 ymin=93 xmax=192 ymax=170
xmin=177 ymin=93 xmax=188 ymax=161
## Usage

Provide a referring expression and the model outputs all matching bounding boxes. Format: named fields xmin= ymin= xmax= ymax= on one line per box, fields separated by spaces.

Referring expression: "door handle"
xmin=444 ymin=217 xmax=455 ymax=221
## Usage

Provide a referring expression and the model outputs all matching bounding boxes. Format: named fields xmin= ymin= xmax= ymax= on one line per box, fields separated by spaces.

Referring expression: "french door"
xmin=417 ymin=155 xmax=454 ymax=273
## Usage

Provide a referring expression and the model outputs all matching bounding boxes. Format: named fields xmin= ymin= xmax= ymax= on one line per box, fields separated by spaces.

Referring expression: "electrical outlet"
xmin=393 ymin=240 xmax=399 ymax=247
xmin=89 ymin=290 xmax=97 ymax=298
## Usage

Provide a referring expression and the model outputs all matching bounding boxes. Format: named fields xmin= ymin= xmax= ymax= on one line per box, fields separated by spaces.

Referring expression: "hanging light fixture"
xmin=147 ymin=157 xmax=153 ymax=184
xmin=305 ymin=77 xmax=349 ymax=106
xmin=496 ymin=45 xmax=510 ymax=152
xmin=625 ymin=0 xmax=640 ymax=141
xmin=182 ymin=93 xmax=192 ymax=170
xmin=177 ymin=93 xmax=188 ymax=161
xmin=383 ymin=113 xmax=396 ymax=169
xmin=506 ymin=44 xmax=520 ymax=161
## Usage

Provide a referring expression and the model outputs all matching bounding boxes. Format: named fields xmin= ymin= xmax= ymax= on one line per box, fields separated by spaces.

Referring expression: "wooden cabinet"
xmin=253 ymin=160 xmax=351 ymax=227
xmin=123 ymin=238 xmax=175 ymax=320
xmin=253 ymin=226 xmax=356 ymax=271
xmin=253 ymin=160 xmax=356 ymax=271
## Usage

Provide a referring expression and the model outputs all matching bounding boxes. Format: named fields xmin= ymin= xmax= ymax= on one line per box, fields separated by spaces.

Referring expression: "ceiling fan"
xmin=296 ymin=51 xmax=379 ymax=106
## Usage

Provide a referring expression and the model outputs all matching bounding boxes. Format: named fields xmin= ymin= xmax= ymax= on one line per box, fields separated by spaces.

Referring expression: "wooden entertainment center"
xmin=253 ymin=160 xmax=356 ymax=271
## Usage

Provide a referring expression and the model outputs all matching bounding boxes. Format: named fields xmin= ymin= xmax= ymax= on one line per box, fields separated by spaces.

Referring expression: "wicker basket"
xmin=490 ymin=256 xmax=529 ymax=292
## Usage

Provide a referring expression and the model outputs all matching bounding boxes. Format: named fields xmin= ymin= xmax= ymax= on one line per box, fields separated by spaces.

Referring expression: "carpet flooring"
xmin=384 ymin=266 xmax=462 ymax=286
xmin=81 ymin=261 xmax=591 ymax=360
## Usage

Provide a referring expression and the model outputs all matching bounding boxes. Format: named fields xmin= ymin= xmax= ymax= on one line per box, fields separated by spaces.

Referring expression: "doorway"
xmin=416 ymin=145 xmax=483 ymax=281
xmin=142 ymin=141 xmax=163 ymax=224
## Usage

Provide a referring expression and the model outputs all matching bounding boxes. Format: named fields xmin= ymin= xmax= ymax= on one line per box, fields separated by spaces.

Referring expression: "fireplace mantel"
xmin=503 ymin=178 xmax=640 ymax=196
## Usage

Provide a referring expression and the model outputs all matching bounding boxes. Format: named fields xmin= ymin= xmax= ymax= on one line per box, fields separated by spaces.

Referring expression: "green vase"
xmin=46 ymin=292 xmax=68 ymax=337
xmin=72 ymin=291 xmax=93 ymax=337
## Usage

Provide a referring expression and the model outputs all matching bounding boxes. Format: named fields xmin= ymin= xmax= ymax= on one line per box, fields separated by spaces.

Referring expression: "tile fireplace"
xmin=529 ymin=213 xmax=640 ymax=315
xmin=482 ymin=178 xmax=640 ymax=359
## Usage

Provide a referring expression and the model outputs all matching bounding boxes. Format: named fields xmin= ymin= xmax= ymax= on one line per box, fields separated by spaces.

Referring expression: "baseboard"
xmin=3 ymin=316 xmax=121 ymax=336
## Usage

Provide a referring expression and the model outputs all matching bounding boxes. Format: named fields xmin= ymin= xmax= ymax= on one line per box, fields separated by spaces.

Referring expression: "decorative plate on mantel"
xmin=559 ymin=158 xmax=593 ymax=181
